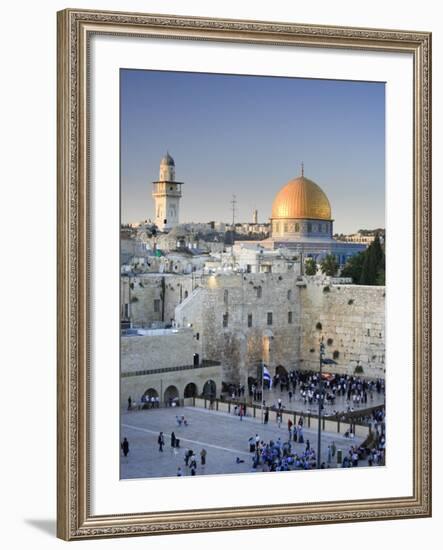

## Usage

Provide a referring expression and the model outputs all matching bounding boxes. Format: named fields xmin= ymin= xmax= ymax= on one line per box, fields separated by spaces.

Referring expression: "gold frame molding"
xmin=57 ymin=8 xmax=432 ymax=540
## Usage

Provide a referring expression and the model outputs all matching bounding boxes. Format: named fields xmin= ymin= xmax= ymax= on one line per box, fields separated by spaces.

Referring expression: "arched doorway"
xmin=164 ymin=385 xmax=179 ymax=406
xmin=184 ymin=382 xmax=198 ymax=398
xmin=143 ymin=388 xmax=159 ymax=399
xmin=142 ymin=388 xmax=159 ymax=408
xmin=202 ymin=380 xmax=216 ymax=399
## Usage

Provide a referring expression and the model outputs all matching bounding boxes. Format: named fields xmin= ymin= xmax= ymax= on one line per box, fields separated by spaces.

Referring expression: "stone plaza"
xmin=120 ymin=405 xmax=370 ymax=480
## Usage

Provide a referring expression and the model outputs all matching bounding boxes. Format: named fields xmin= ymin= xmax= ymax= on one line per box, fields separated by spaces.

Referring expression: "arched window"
xmin=223 ymin=289 xmax=228 ymax=305
xmin=294 ymin=222 xmax=300 ymax=232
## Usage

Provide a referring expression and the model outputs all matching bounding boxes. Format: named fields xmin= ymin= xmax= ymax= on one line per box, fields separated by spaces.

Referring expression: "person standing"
xmin=121 ymin=437 xmax=129 ymax=457
xmin=331 ymin=440 xmax=336 ymax=458
xmin=190 ymin=453 xmax=197 ymax=474
xmin=127 ymin=396 xmax=132 ymax=411
xmin=158 ymin=431 xmax=164 ymax=452
xmin=200 ymin=448 xmax=207 ymax=467
xmin=184 ymin=449 xmax=191 ymax=467
xmin=170 ymin=431 xmax=176 ymax=449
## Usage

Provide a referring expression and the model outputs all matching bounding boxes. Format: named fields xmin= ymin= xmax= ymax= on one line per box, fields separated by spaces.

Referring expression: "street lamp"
xmin=317 ymin=340 xmax=325 ymax=469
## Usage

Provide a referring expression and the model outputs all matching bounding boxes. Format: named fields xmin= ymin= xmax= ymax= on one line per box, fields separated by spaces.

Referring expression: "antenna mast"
xmin=230 ymin=194 xmax=237 ymax=228
xmin=230 ymin=194 xmax=237 ymax=250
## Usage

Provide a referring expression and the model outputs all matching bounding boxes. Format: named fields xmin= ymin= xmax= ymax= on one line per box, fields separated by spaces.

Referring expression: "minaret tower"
xmin=152 ymin=152 xmax=184 ymax=232
xmin=252 ymin=208 xmax=258 ymax=224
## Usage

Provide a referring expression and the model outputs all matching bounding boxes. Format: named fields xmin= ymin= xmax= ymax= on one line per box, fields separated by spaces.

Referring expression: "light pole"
xmin=317 ymin=340 xmax=325 ymax=469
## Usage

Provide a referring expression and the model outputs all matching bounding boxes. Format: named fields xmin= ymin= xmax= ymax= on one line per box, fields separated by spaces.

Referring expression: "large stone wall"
xmin=299 ymin=281 xmax=385 ymax=378
xmin=175 ymin=273 xmax=301 ymax=384
xmin=120 ymin=271 xmax=386 ymax=388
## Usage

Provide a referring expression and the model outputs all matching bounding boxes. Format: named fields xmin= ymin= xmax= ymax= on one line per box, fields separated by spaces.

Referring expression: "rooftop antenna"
xmin=230 ymin=194 xmax=237 ymax=250
xmin=230 ymin=194 xmax=237 ymax=228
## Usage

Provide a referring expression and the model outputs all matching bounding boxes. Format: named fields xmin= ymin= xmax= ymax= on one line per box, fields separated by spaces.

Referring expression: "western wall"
xmin=121 ymin=273 xmax=386 ymax=402
xmin=299 ymin=280 xmax=385 ymax=378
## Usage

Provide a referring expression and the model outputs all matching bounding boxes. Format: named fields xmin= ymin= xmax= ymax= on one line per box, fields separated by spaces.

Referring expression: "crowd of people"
xmin=227 ymin=370 xmax=385 ymax=419
xmin=127 ymin=394 xmax=160 ymax=410
xmin=244 ymin=426 xmax=382 ymax=471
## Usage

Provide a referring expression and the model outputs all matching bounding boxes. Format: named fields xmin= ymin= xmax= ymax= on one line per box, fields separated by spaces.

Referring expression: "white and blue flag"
xmin=263 ymin=365 xmax=272 ymax=388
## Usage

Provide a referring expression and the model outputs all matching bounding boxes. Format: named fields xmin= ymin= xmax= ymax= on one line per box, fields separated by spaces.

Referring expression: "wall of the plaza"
xmin=299 ymin=281 xmax=386 ymax=378
xmin=121 ymin=328 xmax=201 ymax=373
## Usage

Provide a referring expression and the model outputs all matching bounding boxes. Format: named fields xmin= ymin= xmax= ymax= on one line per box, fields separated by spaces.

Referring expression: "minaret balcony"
xmin=152 ymin=181 xmax=184 ymax=197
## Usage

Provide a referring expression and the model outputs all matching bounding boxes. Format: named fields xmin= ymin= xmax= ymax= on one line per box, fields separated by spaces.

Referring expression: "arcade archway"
xmin=164 ymin=385 xmax=179 ymax=404
xmin=184 ymin=382 xmax=198 ymax=398
xmin=202 ymin=380 xmax=216 ymax=399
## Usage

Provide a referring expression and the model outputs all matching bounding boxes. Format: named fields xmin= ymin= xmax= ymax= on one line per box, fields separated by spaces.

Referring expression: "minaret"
xmin=252 ymin=208 xmax=258 ymax=224
xmin=152 ymin=153 xmax=184 ymax=232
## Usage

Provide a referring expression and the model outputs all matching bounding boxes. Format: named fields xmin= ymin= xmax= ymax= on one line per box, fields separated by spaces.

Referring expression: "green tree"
xmin=340 ymin=252 xmax=365 ymax=283
xmin=360 ymin=235 xmax=384 ymax=285
xmin=375 ymin=248 xmax=386 ymax=285
xmin=320 ymin=254 xmax=339 ymax=277
xmin=304 ymin=257 xmax=317 ymax=276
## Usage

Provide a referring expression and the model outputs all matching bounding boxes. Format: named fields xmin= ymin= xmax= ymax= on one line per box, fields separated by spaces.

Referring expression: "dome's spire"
xmin=301 ymin=161 xmax=304 ymax=177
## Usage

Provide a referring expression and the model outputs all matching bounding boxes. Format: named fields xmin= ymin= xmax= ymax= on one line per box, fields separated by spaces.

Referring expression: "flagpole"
xmin=261 ymin=360 xmax=264 ymax=424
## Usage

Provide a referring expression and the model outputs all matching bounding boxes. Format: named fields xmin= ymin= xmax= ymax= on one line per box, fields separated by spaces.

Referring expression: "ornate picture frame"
xmin=57 ymin=8 xmax=431 ymax=540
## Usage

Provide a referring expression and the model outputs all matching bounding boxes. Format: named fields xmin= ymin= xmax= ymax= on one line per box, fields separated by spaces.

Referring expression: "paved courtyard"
xmin=249 ymin=385 xmax=385 ymax=416
xmin=120 ymin=406 xmax=369 ymax=480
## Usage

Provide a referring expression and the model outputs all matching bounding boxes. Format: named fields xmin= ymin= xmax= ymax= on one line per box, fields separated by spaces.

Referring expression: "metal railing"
xmin=194 ymin=396 xmax=381 ymax=433
xmin=121 ymin=359 xmax=221 ymax=378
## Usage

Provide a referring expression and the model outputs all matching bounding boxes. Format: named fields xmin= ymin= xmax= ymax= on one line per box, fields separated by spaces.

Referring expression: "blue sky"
xmin=121 ymin=69 xmax=385 ymax=234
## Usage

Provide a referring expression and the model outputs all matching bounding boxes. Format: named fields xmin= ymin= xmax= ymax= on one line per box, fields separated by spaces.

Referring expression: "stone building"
xmin=120 ymin=272 xmax=201 ymax=328
xmin=121 ymin=327 xmax=222 ymax=405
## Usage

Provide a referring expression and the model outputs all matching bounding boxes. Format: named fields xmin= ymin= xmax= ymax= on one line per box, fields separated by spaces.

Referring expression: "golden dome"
xmin=271 ymin=175 xmax=332 ymax=220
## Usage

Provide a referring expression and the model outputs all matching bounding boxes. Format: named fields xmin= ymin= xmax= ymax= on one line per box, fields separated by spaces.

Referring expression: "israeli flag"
xmin=263 ymin=365 xmax=272 ymax=388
